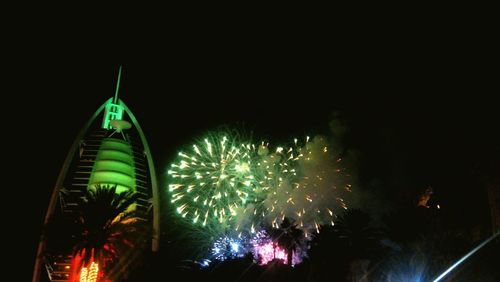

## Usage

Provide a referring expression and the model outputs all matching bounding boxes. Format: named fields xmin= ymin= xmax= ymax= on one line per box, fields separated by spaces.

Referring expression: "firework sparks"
xmin=168 ymin=133 xmax=260 ymax=230
xmin=261 ymin=136 xmax=351 ymax=234
xmin=249 ymin=230 xmax=303 ymax=266
xmin=211 ymin=236 xmax=247 ymax=261
xmin=168 ymin=132 xmax=352 ymax=239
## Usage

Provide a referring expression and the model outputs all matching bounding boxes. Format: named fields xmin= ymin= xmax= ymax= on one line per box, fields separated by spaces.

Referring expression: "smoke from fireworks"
xmin=276 ymin=135 xmax=350 ymax=233
xmin=167 ymin=130 xmax=352 ymax=239
xmin=249 ymin=135 xmax=351 ymax=235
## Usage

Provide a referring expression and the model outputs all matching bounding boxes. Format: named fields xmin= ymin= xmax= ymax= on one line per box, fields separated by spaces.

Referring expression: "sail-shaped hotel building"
xmin=32 ymin=68 xmax=160 ymax=281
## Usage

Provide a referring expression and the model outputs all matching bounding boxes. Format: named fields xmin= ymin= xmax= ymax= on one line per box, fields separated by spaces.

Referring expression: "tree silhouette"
xmin=335 ymin=209 xmax=380 ymax=260
xmin=72 ymin=184 xmax=145 ymax=279
xmin=270 ymin=217 xmax=304 ymax=266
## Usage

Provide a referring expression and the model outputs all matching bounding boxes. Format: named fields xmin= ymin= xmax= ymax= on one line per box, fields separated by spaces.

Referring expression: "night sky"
xmin=12 ymin=57 xmax=497 ymax=279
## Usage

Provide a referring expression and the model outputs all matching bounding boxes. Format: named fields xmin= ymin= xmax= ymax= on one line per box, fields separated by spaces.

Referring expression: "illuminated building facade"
xmin=33 ymin=68 xmax=159 ymax=281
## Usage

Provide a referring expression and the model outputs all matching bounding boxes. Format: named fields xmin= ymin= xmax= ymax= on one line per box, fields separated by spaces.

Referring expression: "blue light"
xmin=210 ymin=235 xmax=247 ymax=261
xmin=230 ymin=242 xmax=239 ymax=252
xmin=201 ymin=259 xmax=210 ymax=267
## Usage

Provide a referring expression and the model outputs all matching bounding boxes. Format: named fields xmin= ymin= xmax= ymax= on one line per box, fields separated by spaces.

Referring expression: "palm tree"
xmin=270 ymin=217 xmax=304 ymax=266
xmin=334 ymin=209 xmax=380 ymax=259
xmin=72 ymin=184 xmax=144 ymax=280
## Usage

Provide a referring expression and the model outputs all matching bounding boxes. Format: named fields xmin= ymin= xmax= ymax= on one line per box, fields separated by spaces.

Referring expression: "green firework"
xmin=168 ymin=133 xmax=259 ymax=228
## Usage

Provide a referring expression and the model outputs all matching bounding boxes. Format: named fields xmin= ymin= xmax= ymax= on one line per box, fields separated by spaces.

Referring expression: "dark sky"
xmin=12 ymin=55 xmax=498 ymax=277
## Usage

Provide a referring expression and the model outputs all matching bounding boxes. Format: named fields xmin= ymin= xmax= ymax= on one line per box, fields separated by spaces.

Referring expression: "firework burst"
xmin=262 ymin=136 xmax=351 ymax=235
xmin=167 ymin=131 xmax=352 ymax=238
xmin=249 ymin=230 xmax=304 ymax=266
xmin=210 ymin=235 xmax=248 ymax=261
xmin=168 ymin=133 xmax=262 ymax=229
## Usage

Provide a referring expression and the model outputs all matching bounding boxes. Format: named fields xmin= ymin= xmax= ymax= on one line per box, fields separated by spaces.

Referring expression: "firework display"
xmin=208 ymin=231 xmax=305 ymax=266
xmin=211 ymin=236 xmax=247 ymax=261
xmin=167 ymin=131 xmax=352 ymax=265
xmin=168 ymin=133 xmax=259 ymax=228
xmin=263 ymin=136 xmax=351 ymax=235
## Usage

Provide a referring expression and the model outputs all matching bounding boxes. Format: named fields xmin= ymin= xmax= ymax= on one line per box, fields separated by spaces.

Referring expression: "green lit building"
xmin=33 ymin=68 xmax=160 ymax=282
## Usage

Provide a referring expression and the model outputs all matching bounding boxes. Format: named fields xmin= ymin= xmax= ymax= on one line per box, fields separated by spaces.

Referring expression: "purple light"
xmin=253 ymin=241 xmax=287 ymax=264
xmin=250 ymin=231 xmax=303 ymax=266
